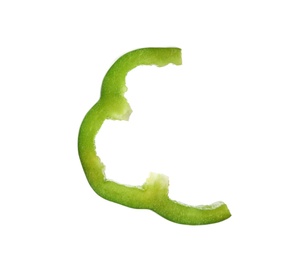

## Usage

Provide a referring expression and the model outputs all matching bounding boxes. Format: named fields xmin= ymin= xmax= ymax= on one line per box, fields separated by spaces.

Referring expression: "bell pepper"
xmin=78 ymin=47 xmax=231 ymax=225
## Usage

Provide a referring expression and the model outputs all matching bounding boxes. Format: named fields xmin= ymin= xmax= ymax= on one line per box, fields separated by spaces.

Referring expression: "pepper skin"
xmin=78 ymin=47 xmax=231 ymax=225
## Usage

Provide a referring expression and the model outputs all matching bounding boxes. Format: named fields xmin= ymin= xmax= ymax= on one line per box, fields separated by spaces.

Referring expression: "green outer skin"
xmin=78 ymin=47 xmax=231 ymax=225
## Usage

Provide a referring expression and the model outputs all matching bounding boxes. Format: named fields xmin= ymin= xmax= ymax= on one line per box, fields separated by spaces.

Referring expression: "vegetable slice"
xmin=78 ymin=47 xmax=231 ymax=225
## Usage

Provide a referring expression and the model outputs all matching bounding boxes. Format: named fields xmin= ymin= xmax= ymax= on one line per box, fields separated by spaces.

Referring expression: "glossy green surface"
xmin=78 ymin=47 xmax=231 ymax=225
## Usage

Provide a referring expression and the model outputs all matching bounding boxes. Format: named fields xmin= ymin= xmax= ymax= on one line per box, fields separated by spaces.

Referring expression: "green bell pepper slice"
xmin=78 ymin=47 xmax=231 ymax=225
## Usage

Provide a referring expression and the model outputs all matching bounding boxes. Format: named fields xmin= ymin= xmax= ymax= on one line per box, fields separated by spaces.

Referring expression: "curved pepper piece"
xmin=78 ymin=48 xmax=231 ymax=225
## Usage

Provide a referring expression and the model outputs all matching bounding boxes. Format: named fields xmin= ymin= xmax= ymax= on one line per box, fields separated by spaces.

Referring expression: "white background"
xmin=1 ymin=0 xmax=287 ymax=259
